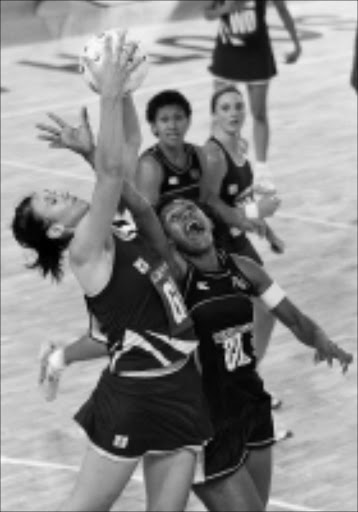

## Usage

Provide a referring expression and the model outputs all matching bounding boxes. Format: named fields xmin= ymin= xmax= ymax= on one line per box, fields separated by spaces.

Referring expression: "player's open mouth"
xmin=185 ymin=219 xmax=205 ymax=235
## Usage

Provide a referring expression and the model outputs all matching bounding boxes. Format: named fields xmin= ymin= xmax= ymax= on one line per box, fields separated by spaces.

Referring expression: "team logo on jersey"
xmin=169 ymin=176 xmax=180 ymax=186
xmin=190 ymin=169 xmax=201 ymax=181
xmin=133 ymin=258 xmax=150 ymax=274
xmin=231 ymin=275 xmax=249 ymax=290
xmin=113 ymin=435 xmax=129 ymax=449
xmin=197 ymin=281 xmax=210 ymax=291
xmin=228 ymin=184 xmax=239 ymax=196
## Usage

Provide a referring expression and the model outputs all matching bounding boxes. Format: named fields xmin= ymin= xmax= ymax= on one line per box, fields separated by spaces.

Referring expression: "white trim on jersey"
xmin=109 ymin=330 xmax=171 ymax=372
xmin=146 ymin=330 xmax=198 ymax=356
xmin=163 ymin=183 xmax=199 ymax=198
xmin=259 ymin=283 xmax=286 ymax=310
xmin=189 ymin=293 xmax=249 ymax=314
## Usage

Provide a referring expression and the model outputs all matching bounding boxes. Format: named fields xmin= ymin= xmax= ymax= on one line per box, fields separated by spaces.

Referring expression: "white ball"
xmin=79 ymin=29 xmax=149 ymax=94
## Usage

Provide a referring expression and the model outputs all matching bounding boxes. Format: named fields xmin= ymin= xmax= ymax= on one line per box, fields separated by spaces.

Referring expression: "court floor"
xmin=1 ymin=1 xmax=357 ymax=510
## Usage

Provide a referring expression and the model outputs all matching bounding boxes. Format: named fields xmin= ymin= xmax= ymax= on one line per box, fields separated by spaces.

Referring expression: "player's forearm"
xmin=203 ymin=194 xmax=253 ymax=231
xmin=123 ymin=95 xmax=142 ymax=152
xmin=274 ymin=301 xmax=329 ymax=351
xmin=63 ymin=333 xmax=108 ymax=366
xmin=290 ymin=316 xmax=327 ymax=350
xmin=121 ymin=181 xmax=171 ymax=260
xmin=121 ymin=180 xmax=152 ymax=219
xmin=274 ymin=1 xmax=301 ymax=48
xmin=96 ymin=97 xmax=125 ymax=177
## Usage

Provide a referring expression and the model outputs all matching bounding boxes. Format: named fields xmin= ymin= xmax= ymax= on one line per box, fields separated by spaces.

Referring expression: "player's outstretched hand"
xmin=285 ymin=46 xmax=302 ymax=64
xmin=265 ymin=224 xmax=285 ymax=254
xmin=313 ymin=338 xmax=353 ymax=374
xmin=36 ymin=107 xmax=95 ymax=159
xmin=256 ymin=194 xmax=281 ymax=218
xmin=82 ymin=31 xmax=144 ymax=99
xmin=38 ymin=342 xmax=66 ymax=401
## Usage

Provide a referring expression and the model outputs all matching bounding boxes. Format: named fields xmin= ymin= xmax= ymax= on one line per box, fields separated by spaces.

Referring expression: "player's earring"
xmin=47 ymin=223 xmax=65 ymax=239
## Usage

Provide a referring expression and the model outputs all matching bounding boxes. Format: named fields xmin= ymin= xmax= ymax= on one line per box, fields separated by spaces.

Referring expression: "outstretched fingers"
xmin=36 ymin=122 xmax=61 ymax=138
xmin=113 ymin=29 xmax=128 ymax=63
xmin=314 ymin=343 xmax=354 ymax=373
xmin=80 ymin=106 xmax=90 ymax=127
xmin=47 ymin=112 xmax=67 ymax=128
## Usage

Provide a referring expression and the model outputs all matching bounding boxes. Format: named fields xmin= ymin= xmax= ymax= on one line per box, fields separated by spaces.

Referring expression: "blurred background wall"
xmin=0 ymin=0 xmax=210 ymax=47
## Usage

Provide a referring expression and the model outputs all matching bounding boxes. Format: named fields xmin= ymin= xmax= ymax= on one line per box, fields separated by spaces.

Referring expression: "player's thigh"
xmin=61 ymin=443 xmax=139 ymax=512
xmin=143 ymin=448 xmax=197 ymax=511
xmin=247 ymin=82 xmax=270 ymax=119
xmin=213 ymin=77 xmax=237 ymax=91
xmin=193 ymin=464 xmax=264 ymax=512
xmin=245 ymin=446 xmax=273 ymax=508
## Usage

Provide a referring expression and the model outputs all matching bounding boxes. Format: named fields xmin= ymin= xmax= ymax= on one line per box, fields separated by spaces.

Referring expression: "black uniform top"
xmin=85 ymin=227 xmax=198 ymax=374
xmin=182 ymin=250 xmax=263 ymax=422
xmin=141 ymin=143 xmax=203 ymax=206
xmin=216 ymin=0 xmax=269 ymax=49
xmin=209 ymin=0 xmax=277 ymax=81
xmin=209 ymin=136 xmax=254 ymax=207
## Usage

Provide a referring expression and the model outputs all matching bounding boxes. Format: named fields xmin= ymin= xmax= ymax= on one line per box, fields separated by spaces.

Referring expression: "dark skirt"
xmin=197 ymin=371 xmax=274 ymax=482
xmin=75 ymin=357 xmax=213 ymax=458
xmin=209 ymin=36 xmax=277 ymax=82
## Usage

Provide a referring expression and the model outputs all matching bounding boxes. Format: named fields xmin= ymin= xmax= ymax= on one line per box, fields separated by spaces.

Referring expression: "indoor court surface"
xmin=1 ymin=1 xmax=357 ymax=511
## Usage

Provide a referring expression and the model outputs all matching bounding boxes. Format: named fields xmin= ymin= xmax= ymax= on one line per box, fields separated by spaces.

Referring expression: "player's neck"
xmin=214 ymin=128 xmax=241 ymax=153
xmin=159 ymin=141 xmax=186 ymax=165
xmin=187 ymin=247 xmax=220 ymax=272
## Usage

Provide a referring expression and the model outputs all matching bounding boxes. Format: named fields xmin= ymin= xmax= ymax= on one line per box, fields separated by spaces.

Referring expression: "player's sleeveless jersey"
xmin=182 ymin=250 xmax=261 ymax=420
xmin=141 ymin=143 xmax=203 ymax=206
xmin=85 ymin=228 xmax=198 ymax=374
xmin=209 ymin=136 xmax=253 ymax=207
xmin=209 ymin=0 xmax=277 ymax=82
xmin=208 ymin=137 xmax=263 ymax=263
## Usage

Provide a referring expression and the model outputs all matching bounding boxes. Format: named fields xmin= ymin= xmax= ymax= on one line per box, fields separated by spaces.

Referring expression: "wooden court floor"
xmin=1 ymin=1 xmax=357 ymax=511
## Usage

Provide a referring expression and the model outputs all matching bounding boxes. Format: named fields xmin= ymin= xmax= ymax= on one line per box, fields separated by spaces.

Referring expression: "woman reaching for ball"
xmin=11 ymin=32 xmax=212 ymax=512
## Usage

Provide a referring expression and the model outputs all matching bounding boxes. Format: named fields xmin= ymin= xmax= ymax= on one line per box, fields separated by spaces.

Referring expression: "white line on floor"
xmin=0 ymin=50 xmax=352 ymax=121
xmin=1 ymin=455 xmax=320 ymax=511
xmin=2 ymin=159 xmax=355 ymax=231
xmin=0 ymin=76 xmax=210 ymax=121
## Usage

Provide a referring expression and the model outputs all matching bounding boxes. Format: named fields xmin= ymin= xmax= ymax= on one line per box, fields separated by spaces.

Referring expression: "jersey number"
xmin=163 ymin=280 xmax=188 ymax=325
xmin=223 ymin=334 xmax=251 ymax=371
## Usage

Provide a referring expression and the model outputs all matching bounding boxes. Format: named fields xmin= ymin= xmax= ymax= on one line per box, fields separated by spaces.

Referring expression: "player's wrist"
xmin=48 ymin=347 xmax=66 ymax=372
xmin=244 ymin=202 xmax=259 ymax=219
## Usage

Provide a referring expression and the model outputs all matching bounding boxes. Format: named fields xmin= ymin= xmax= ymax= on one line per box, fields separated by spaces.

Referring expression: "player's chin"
xmin=183 ymin=233 xmax=213 ymax=254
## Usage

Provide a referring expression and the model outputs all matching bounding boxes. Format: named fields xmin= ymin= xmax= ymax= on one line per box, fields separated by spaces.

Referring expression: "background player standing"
xmin=204 ymin=0 xmax=302 ymax=191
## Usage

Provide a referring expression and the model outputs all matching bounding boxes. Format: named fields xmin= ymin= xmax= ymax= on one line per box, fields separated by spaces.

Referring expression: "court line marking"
xmin=2 ymin=159 xmax=356 ymax=231
xmin=0 ymin=51 xmax=353 ymax=121
xmin=0 ymin=76 xmax=211 ymax=121
xmin=1 ymin=455 xmax=320 ymax=512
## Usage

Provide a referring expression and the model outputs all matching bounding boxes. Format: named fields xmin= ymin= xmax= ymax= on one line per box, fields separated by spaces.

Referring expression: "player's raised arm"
xmin=69 ymin=33 xmax=138 ymax=269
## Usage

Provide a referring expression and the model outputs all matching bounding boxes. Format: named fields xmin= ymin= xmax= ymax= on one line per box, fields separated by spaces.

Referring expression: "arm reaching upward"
xmin=70 ymin=32 xmax=144 ymax=296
